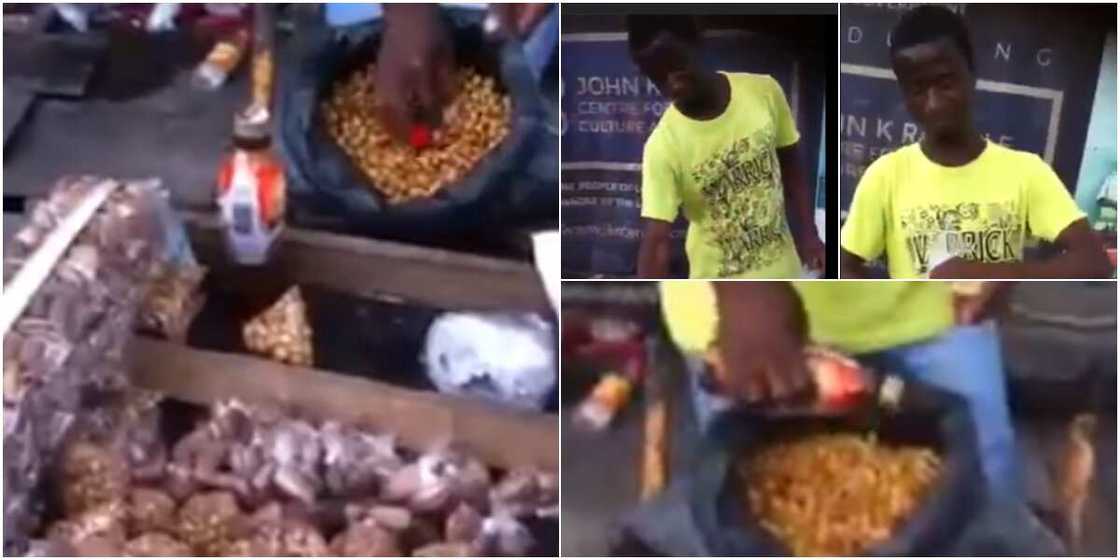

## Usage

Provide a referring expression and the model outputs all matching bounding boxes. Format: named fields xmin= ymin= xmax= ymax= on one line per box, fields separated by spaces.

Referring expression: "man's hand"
xmin=796 ymin=233 xmax=826 ymax=272
xmin=377 ymin=4 xmax=455 ymax=143
xmin=929 ymin=256 xmax=979 ymax=279
xmin=711 ymin=282 xmax=812 ymax=403
xmin=930 ymin=219 xmax=1110 ymax=279
xmin=840 ymin=248 xmax=870 ymax=278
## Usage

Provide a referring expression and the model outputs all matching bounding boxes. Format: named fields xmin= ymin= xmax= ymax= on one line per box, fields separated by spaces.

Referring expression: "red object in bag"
xmin=409 ymin=124 xmax=433 ymax=150
xmin=806 ymin=348 xmax=870 ymax=412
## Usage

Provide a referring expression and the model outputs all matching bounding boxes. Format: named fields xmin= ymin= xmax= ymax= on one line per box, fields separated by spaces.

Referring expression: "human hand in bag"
xmin=708 ymin=282 xmax=813 ymax=404
xmin=377 ymin=4 xmax=455 ymax=143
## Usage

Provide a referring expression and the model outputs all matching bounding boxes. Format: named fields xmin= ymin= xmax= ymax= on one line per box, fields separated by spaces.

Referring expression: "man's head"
xmin=889 ymin=6 xmax=976 ymax=140
xmin=626 ymin=15 xmax=704 ymax=105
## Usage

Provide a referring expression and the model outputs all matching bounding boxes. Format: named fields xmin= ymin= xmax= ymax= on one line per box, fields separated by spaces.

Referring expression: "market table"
xmin=1 ymin=175 xmax=560 ymax=555
xmin=3 ymin=16 xmax=557 ymax=260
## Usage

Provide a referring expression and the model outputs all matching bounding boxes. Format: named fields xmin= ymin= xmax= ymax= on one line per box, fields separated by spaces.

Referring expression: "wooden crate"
xmin=130 ymin=212 xmax=558 ymax=471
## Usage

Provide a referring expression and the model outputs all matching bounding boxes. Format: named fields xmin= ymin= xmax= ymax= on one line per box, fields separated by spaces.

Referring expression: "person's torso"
xmin=652 ymin=72 xmax=800 ymax=279
xmin=878 ymin=142 xmax=1043 ymax=278
xmin=659 ymin=280 xmax=954 ymax=356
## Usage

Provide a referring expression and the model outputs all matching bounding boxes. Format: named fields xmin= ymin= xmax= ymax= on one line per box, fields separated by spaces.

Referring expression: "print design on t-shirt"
xmin=899 ymin=201 xmax=1023 ymax=273
xmin=691 ymin=128 xmax=789 ymax=276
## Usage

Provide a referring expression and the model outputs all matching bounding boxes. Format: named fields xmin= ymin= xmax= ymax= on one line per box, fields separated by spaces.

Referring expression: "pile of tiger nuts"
xmin=138 ymin=262 xmax=207 ymax=342
xmin=740 ymin=433 xmax=942 ymax=556
xmin=322 ymin=65 xmax=512 ymax=204
xmin=242 ymin=286 xmax=313 ymax=367
xmin=35 ymin=399 xmax=557 ymax=556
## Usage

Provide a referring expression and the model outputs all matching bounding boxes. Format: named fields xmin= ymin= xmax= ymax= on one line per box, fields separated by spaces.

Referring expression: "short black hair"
xmin=625 ymin=15 xmax=700 ymax=53
xmin=889 ymin=5 xmax=975 ymax=72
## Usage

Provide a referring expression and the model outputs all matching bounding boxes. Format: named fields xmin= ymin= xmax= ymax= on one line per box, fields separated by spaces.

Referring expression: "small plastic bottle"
xmin=216 ymin=111 xmax=285 ymax=265
xmin=192 ymin=30 xmax=250 ymax=91
xmin=573 ymin=373 xmax=634 ymax=431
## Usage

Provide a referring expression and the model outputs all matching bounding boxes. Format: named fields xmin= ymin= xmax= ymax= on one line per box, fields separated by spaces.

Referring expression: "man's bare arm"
xmin=777 ymin=145 xmax=817 ymax=240
xmin=777 ymin=145 xmax=824 ymax=270
xmin=637 ymin=218 xmax=673 ymax=278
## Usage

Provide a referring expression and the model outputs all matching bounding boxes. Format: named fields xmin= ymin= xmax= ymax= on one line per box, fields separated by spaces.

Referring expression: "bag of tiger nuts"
xmin=614 ymin=377 xmax=992 ymax=557
xmin=277 ymin=7 xmax=548 ymax=239
xmin=3 ymin=178 xmax=172 ymax=555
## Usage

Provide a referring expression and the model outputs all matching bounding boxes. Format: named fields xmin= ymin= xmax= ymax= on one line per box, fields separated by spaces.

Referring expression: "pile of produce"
xmin=740 ymin=433 xmax=942 ymax=556
xmin=138 ymin=262 xmax=207 ymax=342
xmin=33 ymin=398 xmax=557 ymax=557
xmin=242 ymin=286 xmax=314 ymax=367
xmin=322 ymin=65 xmax=511 ymax=204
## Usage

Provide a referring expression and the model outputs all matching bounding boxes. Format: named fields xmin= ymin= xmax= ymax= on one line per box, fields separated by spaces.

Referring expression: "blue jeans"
xmin=687 ymin=322 xmax=1024 ymax=502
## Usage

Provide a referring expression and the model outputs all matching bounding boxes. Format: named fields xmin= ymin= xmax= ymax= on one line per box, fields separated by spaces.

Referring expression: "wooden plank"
xmin=639 ymin=397 xmax=669 ymax=501
xmin=179 ymin=211 xmax=551 ymax=313
xmin=129 ymin=337 xmax=558 ymax=470
xmin=639 ymin=340 xmax=671 ymax=501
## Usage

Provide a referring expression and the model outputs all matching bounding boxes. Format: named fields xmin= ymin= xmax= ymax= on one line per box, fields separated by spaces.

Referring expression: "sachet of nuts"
xmin=740 ymin=433 xmax=942 ymax=556
xmin=242 ymin=286 xmax=313 ymax=367
xmin=36 ymin=399 xmax=557 ymax=556
xmin=322 ymin=65 xmax=512 ymax=204
xmin=138 ymin=262 xmax=207 ymax=342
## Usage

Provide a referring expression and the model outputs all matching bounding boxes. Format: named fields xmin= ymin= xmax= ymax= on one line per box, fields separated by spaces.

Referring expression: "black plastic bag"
xmin=616 ymin=380 xmax=989 ymax=556
xmin=277 ymin=9 xmax=545 ymax=238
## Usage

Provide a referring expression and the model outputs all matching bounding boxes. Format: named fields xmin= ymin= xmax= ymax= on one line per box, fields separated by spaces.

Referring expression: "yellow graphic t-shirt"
xmin=841 ymin=142 xmax=1086 ymax=278
xmin=640 ymin=72 xmax=803 ymax=279
xmin=659 ymin=281 xmax=954 ymax=356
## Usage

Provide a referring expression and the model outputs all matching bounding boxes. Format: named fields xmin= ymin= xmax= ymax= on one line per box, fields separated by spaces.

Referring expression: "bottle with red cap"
xmin=216 ymin=5 xmax=283 ymax=266
xmin=216 ymin=109 xmax=285 ymax=265
xmin=701 ymin=345 xmax=886 ymax=418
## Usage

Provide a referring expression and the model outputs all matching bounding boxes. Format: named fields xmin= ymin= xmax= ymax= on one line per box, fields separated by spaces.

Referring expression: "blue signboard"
xmin=561 ymin=30 xmax=812 ymax=277
xmin=840 ymin=3 xmax=1104 ymax=213
xmin=840 ymin=71 xmax=1058 ymax=208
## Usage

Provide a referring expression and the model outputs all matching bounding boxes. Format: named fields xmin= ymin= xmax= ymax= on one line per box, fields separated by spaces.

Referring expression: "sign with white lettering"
xmin=840 ymin=3 xmax=1105 ymax=213
xmin=561 ymin=30 xmax=812 ymax=277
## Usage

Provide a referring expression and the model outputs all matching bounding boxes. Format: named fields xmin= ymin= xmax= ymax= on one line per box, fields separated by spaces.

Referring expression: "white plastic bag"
xmin=531 ymin=231 xmax=559 ymax=314
xmin=422 ymin=313 xmax=556 ymax=410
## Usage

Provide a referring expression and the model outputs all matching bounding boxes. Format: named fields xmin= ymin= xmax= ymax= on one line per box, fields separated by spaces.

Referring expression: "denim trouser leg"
xmin=863 ymin=322 xmax=1024 ymax=501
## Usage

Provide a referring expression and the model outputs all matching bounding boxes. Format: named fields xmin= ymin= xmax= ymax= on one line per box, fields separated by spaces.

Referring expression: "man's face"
xmin=632 ymin=32 xmax=703 ymax=106
xmin=892 ymin=38 xmax=975 ymax=140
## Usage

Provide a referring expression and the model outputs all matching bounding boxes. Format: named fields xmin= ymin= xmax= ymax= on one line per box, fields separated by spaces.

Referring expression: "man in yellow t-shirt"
xmin=659 ymin=280 xmax=1022 ymax=503
xmin=840 ymin=6 xmax=1109 ymax=279
xmin=628 ymin=15 xmax=825 ymax=279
